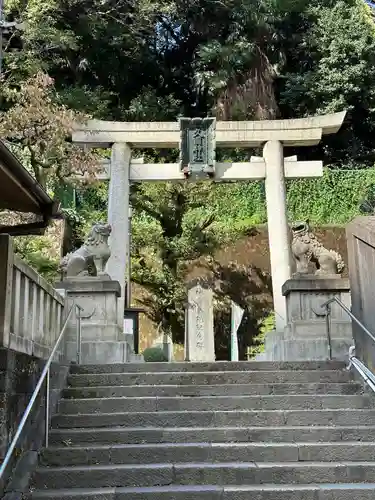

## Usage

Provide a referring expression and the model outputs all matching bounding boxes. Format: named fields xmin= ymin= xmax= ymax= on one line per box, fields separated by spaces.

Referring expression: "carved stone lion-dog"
xmin=60 ymin=222 xmax=111 ymax=278
xmin=291 ymin=220 xmax=344 ymax=276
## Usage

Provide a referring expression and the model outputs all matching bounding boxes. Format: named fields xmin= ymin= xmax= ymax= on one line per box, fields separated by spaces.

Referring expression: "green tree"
xmin=277 ymin=0 xmax=375 ymax=166
xmin=130 ymin=182 xmax=217 ymax=342
xmin=14 ymin=235 xmax=60 ymax=282
xmin=2 ymin=0 xmax=175 ymax=117
xmin=204 ymin=259 xmax=272 ymax=360
xmin=4 ymin=0 xmax=375 ymax=167
xmin=130 ymin=182 xmax=272 ymax=355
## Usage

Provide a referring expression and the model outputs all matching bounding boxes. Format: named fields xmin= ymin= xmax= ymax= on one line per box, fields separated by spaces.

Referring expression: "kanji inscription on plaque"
xmin=179 ymin=117 xmax=216 ymax=178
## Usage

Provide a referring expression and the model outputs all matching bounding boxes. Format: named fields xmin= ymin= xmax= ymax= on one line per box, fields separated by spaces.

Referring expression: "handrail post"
xmin=45 ymin=367 xmax=50 ymax=448
xmin=76 ymin=306 xmax=82 ymax=365
xmin=326 ymin=303 xmax=333 ymax=360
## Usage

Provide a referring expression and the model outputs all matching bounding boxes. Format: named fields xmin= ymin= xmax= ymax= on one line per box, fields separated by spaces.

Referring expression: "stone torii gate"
xmin=73 ymin=112 xmax=346 ymax=333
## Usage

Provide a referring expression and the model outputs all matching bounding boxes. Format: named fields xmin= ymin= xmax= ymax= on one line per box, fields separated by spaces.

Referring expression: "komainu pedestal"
xmin=263 ymin=278 xmax=353 ymax=361
xmin=55 ymin=278 xmax=130 ymax=364
xmin=57 ymin=222 xmax=134 ymax=363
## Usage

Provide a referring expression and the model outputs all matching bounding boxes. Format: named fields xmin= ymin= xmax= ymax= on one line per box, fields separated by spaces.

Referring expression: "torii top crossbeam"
xmin=73 ymin=112 xmax=346 ymax=148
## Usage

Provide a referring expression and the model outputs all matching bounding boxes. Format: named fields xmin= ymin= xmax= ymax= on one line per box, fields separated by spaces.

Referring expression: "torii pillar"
xmin=72 ymin=112 xmax=346 ymax=335
xmin=251 ymin=147 xmax=296 ymax=330
xmin=264 ymin=141 xmax=291 ymax=329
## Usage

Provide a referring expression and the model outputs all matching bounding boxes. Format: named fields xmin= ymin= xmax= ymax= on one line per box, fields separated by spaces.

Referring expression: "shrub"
xmin=143 ymin=347 xmax=168 ymax=362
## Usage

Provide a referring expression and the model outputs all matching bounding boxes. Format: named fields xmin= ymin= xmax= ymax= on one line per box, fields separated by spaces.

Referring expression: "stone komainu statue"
xmin=291 ymin=220 xmax=345 ymax=276
xmin=60 ymin=222 xmax=111 ymax=278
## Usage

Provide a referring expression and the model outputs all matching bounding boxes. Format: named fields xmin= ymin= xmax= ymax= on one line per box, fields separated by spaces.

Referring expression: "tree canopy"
xmin=3 ymin=0 xmax=375 ymax=168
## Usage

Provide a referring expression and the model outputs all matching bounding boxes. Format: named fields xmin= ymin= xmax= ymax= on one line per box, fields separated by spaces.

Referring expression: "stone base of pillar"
xmin=55 ymin=278 xmax=133 ymax=364
xmin=258 ymin=277 xmax=353 ymax=362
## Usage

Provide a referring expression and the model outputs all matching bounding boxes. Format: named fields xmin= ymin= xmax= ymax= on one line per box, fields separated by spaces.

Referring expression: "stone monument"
xmin=56 ymin=222 xmax=131 ymax=364
xmin=185 ymin=281 xmax=215 ymax=362
xmin=262 ymin=221 xmax=353 ymax=361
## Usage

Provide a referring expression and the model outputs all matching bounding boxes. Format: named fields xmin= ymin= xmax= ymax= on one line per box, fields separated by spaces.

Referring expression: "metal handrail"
xmin=0 ymin=303 xmax=83 ymax=480
xmin=321 ymin=296 xmax=375 ymax=394
xmin=322 ymin=297 xmax=375 ymax=344
xmin=349 ymin=353 xmax=375 ymax=392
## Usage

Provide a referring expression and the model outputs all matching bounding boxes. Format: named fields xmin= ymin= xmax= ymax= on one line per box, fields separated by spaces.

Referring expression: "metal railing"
xmin=321 ymin=296 xmax=375 ymax=394
xmin=0 ymin=303 xmax=83 ymax=481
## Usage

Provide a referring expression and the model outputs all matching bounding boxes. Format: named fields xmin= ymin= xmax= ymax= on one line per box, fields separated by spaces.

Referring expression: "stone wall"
xmin=0 ymin=348 xmax=69 ymax=497
xmin=137 ymin=225 xmax=348 ymax=354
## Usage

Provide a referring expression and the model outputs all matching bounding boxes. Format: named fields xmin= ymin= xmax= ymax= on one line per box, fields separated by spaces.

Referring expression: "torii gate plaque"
xmin=72 ymin=111 xmax=346 ymax=334
xmin=179 ymin=117 xmax=216 ymax=179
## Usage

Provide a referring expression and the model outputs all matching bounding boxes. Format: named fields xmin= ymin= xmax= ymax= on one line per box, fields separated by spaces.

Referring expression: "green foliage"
xmin=16 ymin=167 xmax=373 ymax=288
xmin=130 ymin=180 xmax=274 ymax=354
xmin=247 ymin=313 xmax=275 ymax=358
xmin=131 ymin=182 xmax=222 ymax=342
xmin=142 ymin=347 xmax=168 ymax=362
xmin=14 ymin=236 xmax=60 ymax=282
xmin=206 ymin=260 xmax=273 ymax=360
xmin=286 ymin=168 xmax=375 ymax=223
xmin=198 ymin=168 xmax=375 ymax=228
xmin=76 ymin=182 xmax=109 ymax=233
xmin=4 ymin=0 xmax=375 ymax=169
xmin=277 ymin=0 xmax=375 ymax=165
xmin=60 ymin=207 xmax=87 ymax=253
xmin=124 ymin=88 xmax=182 ymax=121
xmin=212 ymin=182 xmax=267 ymax=230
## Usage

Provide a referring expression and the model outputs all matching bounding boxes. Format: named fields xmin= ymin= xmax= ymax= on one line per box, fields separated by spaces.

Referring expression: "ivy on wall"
xmin=212 ymin=168 xmax=375 ymax=229
xmin=75 ymin=168 xmax=375 ymax=238
xmin=71 ymin=168 xmax=375 ymax=239
xmin=286 ymin=168 xmax=375 ymax=224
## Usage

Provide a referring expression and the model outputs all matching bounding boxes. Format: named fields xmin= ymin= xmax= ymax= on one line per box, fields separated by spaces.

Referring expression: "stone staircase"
xmin=30 ymin=361 xmax=375 ymax=499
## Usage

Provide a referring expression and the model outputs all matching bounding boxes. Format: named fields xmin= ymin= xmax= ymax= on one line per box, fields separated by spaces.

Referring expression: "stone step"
xmin=67 ymin=370 xmax=351 ymax=387
xmin=52 ymin=409 xmax=375 ymax=429
xmin=69 ymin=361 xmax=346 ymax=374
xmin=32 ymin=461 xmax=375 ymax=489
xmin=49 ymin=425 xmax=375 ymax=446
xmin=63 ymin=382 xmax=363 ymax=399
xmin=40 ymin=442 xmax=375 ymax=467
xmin=30 ymin=483 xmax=375 ymax=500
xmin=58 ymin=394 xmax=373 ymax=414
